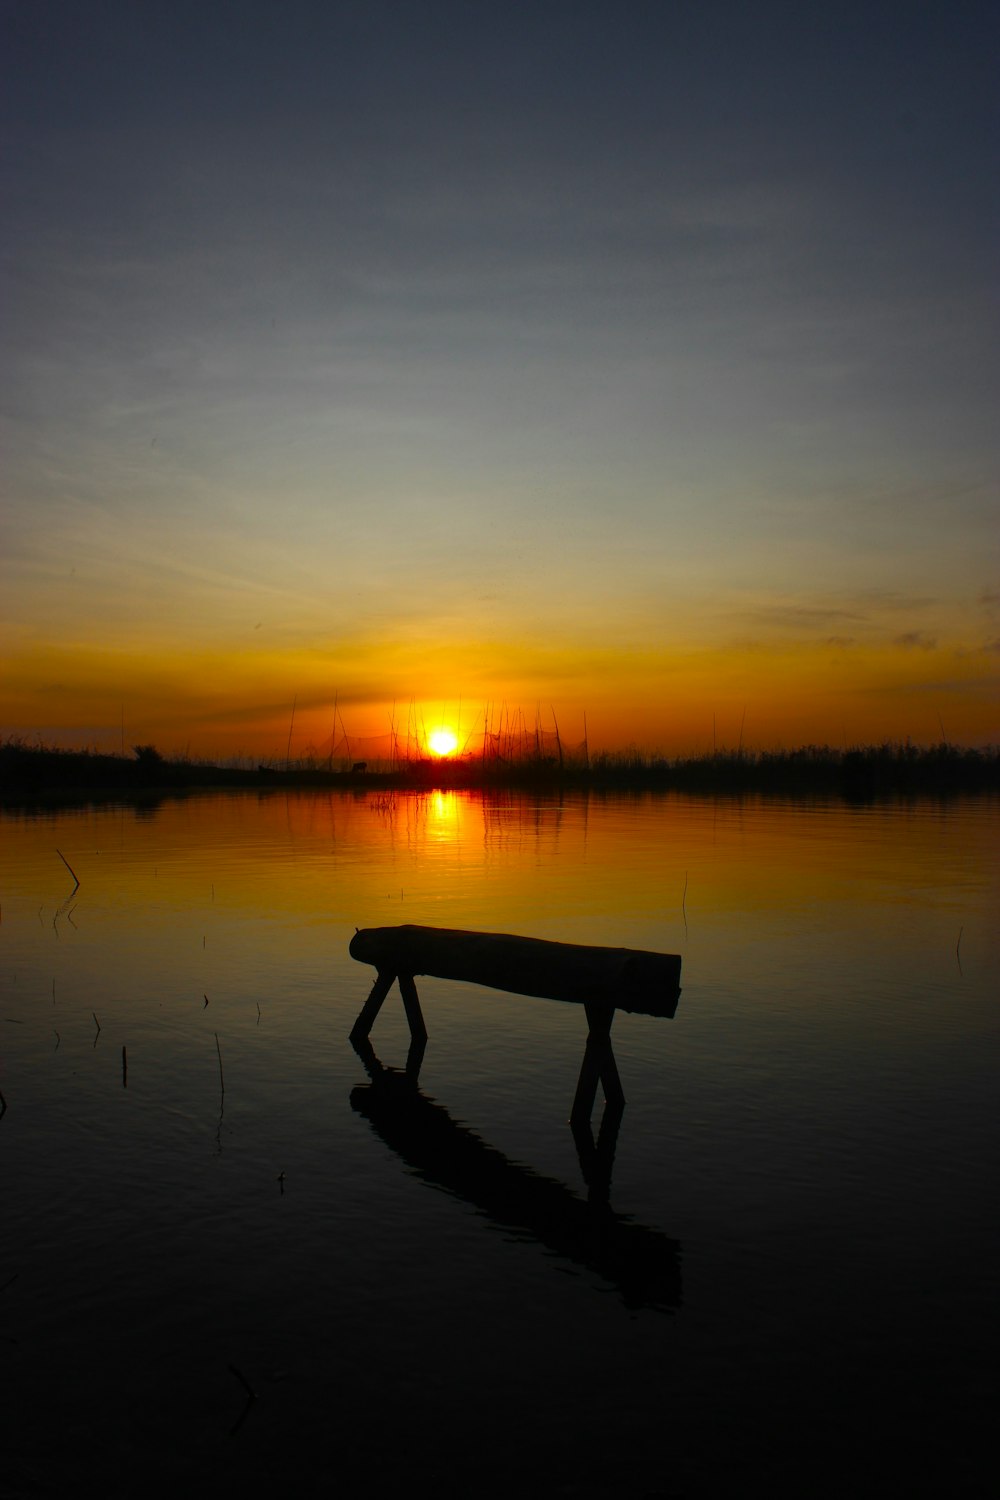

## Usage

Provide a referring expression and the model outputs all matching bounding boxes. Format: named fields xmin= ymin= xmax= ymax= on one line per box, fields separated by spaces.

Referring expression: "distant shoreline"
xmin=2 ymin=739 xmax=997 ymax=806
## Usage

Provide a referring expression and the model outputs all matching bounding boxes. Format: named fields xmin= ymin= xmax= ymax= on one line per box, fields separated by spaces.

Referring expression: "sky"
xmin=2 ymin=0 xmax=998 ymax=758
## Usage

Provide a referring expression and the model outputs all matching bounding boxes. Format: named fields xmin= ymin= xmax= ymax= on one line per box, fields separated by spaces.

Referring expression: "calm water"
xmin=1 ymin=790 xmax=997 ymax=1495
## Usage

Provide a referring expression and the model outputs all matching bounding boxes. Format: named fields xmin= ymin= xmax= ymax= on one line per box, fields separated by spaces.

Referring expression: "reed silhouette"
xmin=4 ymin=736 xmax=997 ymax=802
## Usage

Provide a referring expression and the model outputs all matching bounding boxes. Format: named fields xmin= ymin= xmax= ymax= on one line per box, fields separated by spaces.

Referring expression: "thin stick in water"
xmin=56 ymin=849 xmax=80 ymax=890
xmin=229 ymin=1363 xmax=256 ymax=1401
xmin=215 ymin=1032 xmax=225 ymax=1094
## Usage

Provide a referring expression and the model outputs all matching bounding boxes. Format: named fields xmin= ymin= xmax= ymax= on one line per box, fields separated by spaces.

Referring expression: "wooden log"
xmin=349 ymin=924 xmax=681 ymax=1018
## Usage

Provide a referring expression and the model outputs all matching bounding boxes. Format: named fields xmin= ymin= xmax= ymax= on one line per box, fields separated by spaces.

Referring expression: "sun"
xmin=428 ymin=726 xmax=459 ymax=757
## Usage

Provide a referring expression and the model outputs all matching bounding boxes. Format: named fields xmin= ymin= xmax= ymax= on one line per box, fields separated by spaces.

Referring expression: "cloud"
xmin=893 ymin=631 xmax=937 ymax=651
xmin=750 ymin=604 xmax=865 ymax=629
xmin=729 ymin=592 xmax=944 ymax=642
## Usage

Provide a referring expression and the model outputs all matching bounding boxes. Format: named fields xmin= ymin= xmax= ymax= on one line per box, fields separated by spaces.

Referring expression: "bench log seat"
xmin=349 ymin=924 xmax=680 ymax=1016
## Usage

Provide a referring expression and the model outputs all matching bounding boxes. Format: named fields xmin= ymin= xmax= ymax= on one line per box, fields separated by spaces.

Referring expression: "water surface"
xmin=2 ymin=791 xmax=996 ymax=1494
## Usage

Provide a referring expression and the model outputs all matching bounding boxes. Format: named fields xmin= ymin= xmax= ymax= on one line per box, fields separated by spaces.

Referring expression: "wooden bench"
xmin=348 ymin=924 xmax=682 ymax=1122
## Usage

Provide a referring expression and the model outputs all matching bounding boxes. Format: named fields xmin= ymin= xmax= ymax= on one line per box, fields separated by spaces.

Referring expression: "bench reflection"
xmin=349 ymin=1034 xmax=681 ymax=1312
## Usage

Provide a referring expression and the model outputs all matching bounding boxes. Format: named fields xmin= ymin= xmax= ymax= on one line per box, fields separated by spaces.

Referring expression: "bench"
xmin=348 ymin=924 xmax=682 ymax=1122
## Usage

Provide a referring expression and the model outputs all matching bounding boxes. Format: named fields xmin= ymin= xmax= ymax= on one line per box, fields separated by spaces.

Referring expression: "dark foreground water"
xmin=1 ymin=791 xmax=997 ymax=1496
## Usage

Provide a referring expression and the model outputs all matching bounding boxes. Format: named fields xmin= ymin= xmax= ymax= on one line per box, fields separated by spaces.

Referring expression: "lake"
xmin=1 ymin=790 xmax=997 ymax=1495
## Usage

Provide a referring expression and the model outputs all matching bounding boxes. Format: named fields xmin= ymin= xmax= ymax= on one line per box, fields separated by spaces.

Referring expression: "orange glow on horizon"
xmin=2 ymin=632 xmax=997 ymax=759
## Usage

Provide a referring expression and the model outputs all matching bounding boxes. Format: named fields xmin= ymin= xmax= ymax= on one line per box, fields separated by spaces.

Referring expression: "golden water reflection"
xmin=4 ymin=789 xmax=995 ymax=998
xmin=1 ymin=790 xmax=996 ymax=1495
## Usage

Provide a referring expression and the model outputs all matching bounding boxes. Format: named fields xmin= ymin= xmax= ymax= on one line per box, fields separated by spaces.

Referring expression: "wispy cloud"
xmin=893 ymin=632 xmax=937 ymax=651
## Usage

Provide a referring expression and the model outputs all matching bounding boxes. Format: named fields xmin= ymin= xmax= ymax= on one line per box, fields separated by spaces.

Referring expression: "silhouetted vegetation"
xmin=587 ymin=741 xmax=1000 ymax=798
xmin=132 ymin=743 xmax=164 ymax=765
xmin=2 ymin=735 xmax=997 ymax=805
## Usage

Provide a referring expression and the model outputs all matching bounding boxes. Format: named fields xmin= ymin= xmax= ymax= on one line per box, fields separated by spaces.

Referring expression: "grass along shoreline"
xmin=2 ymin=737 xmax=998 ymax=803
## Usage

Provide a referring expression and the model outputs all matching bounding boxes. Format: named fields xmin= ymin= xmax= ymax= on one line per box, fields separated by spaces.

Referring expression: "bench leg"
xmin=349 ymin=969 xmax=428 ymax=1048
xmin=571 ymin=1002 xmax=625 ymax=1127
xmin=398 ymin=972 xmax=428 ymax=1044
xmin=349 ymin=968 xmax=397 ymax=1042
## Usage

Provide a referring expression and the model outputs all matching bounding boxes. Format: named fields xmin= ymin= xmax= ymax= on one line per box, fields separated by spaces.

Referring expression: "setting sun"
xmin=428 ymin=727 xmax=459 ymax=757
